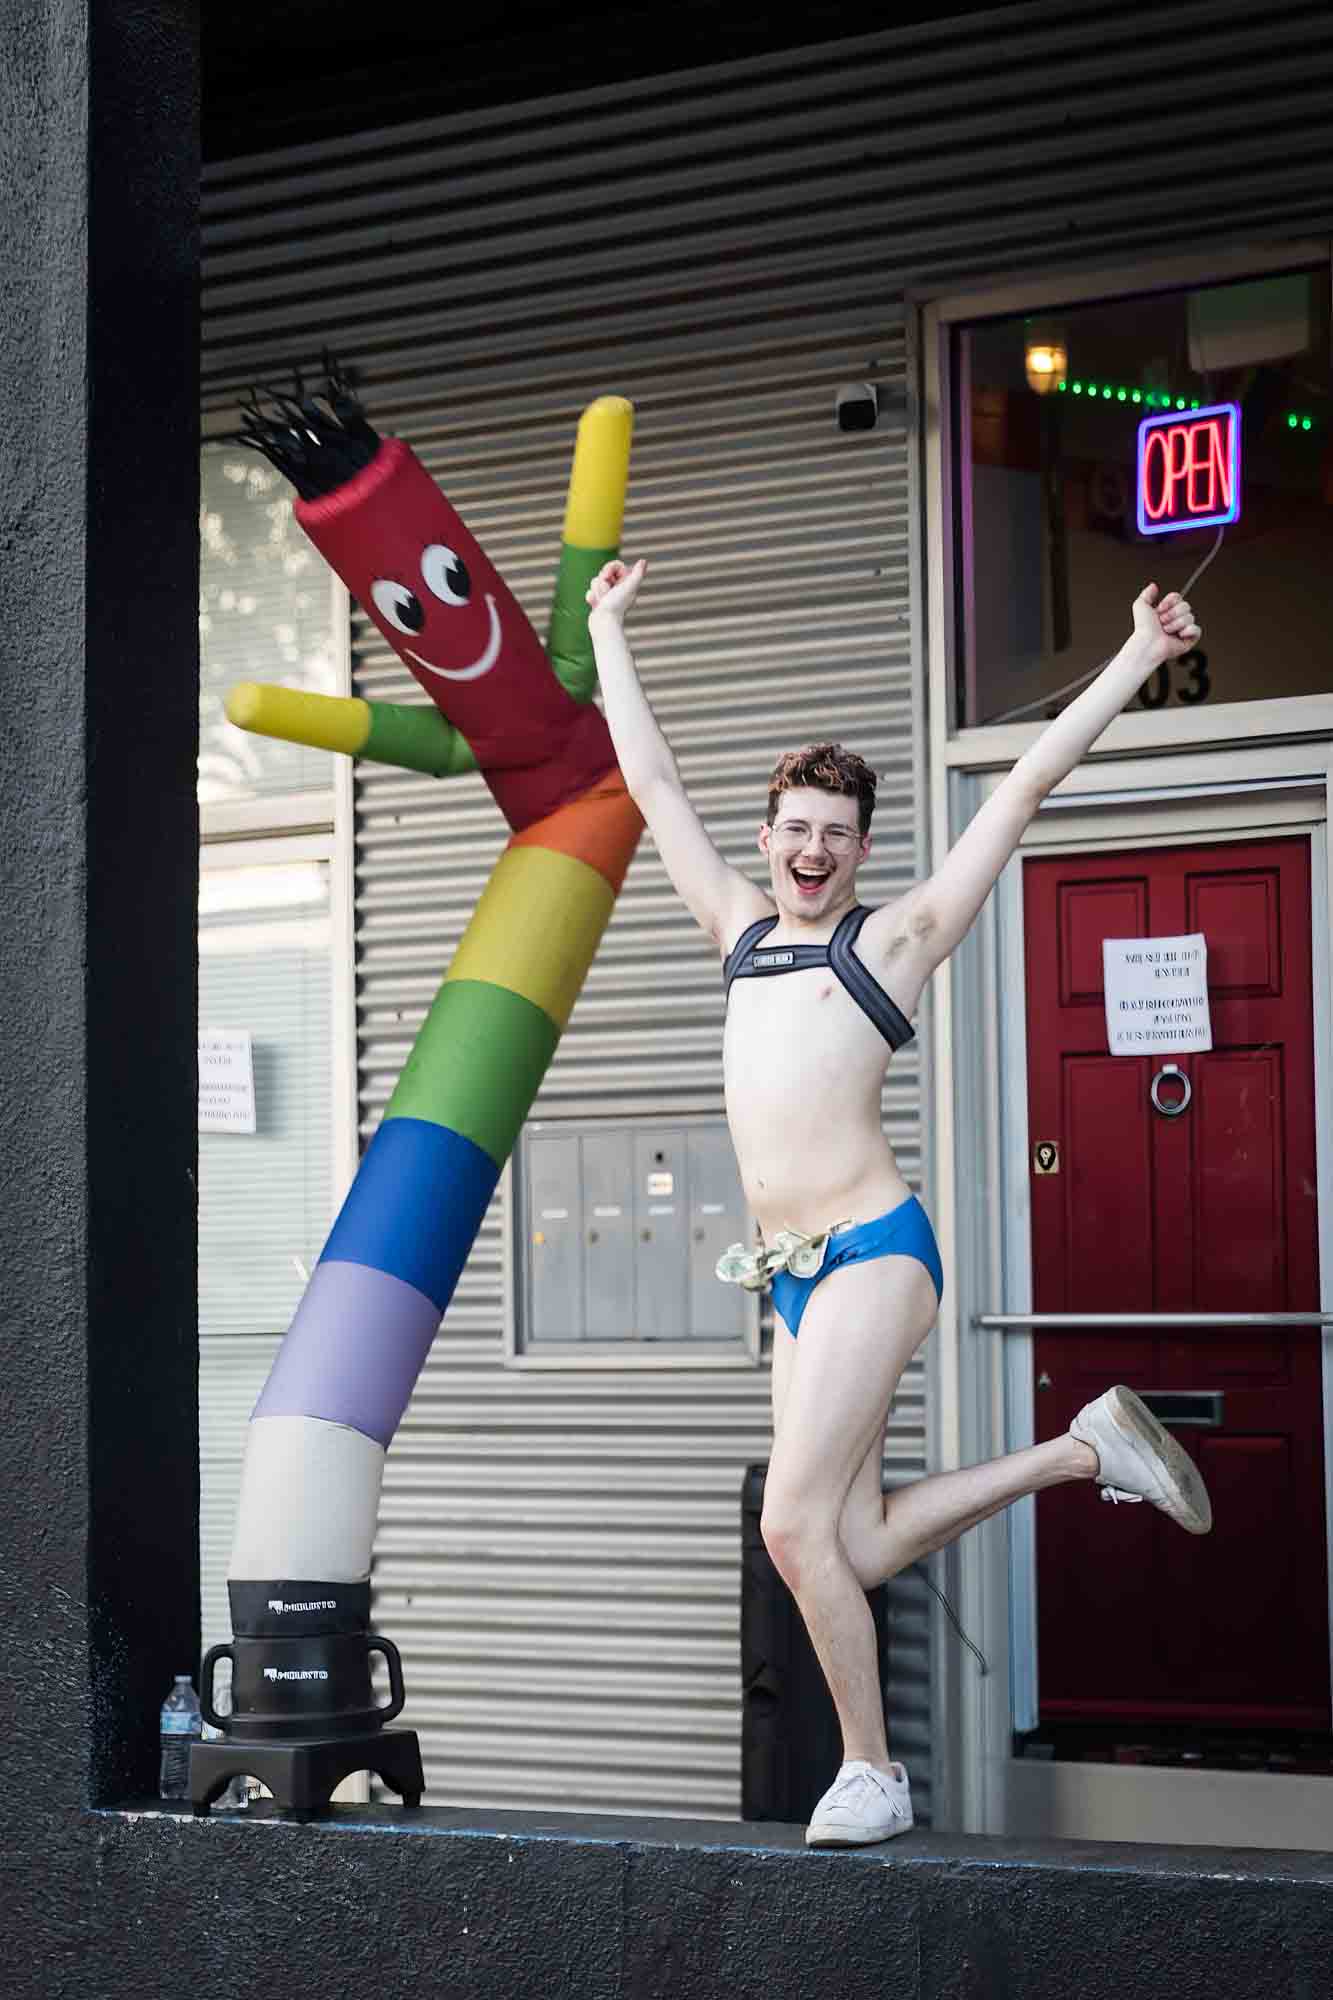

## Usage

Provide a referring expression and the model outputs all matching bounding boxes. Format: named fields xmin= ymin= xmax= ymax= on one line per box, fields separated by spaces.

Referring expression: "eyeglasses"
xmin=769 ymin=821 xmax=860 ymax=853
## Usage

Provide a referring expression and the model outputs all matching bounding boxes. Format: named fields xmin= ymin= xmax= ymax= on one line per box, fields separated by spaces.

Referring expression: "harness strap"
xmin=722 ymin=906 xmax=914 ymax=1051
xmin=722 ymin=916 xmax=776 ymax=1001
xmin=826 ymin=906 xmax=915 ymax=1052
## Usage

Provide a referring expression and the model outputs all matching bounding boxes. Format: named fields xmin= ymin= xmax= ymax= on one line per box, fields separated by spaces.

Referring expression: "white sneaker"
xmin=805 ymin=1760 xmax=914 ymax=1848
xmin=1070 ymin=1384 xmax=1212 ymax=1535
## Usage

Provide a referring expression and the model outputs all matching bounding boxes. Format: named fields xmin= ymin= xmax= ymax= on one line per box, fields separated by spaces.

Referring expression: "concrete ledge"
xmin=80 ymin=1804 xmax=1333 ymax=2000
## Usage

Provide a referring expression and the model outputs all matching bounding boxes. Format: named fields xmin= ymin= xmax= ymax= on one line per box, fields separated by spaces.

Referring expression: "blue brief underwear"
xmin=769 ymin=1194 xmax=944 ymax=1339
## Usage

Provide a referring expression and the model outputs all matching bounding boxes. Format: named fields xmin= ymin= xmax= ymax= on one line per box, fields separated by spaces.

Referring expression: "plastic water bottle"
xmin=158 ymin=1674 xmax=202 ymax=1800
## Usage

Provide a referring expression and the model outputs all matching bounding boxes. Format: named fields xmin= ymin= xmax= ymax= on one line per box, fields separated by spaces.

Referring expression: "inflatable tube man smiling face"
xmin=234 ymin=375 xmax=616 ymax=831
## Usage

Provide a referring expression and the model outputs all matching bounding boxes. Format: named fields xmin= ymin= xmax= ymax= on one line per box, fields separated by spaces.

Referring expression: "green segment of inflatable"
xmin=364 ymin=699 xmax=478 ymax=776
xmin=546 ymin=542 xmax=617 ymax=704
xmin=385 ymin=977 xmax=559 ymax=1167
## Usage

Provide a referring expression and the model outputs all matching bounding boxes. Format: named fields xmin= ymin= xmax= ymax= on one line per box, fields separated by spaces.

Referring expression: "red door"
xmin=1024 ymin=835 xmax=1328 ymax=1729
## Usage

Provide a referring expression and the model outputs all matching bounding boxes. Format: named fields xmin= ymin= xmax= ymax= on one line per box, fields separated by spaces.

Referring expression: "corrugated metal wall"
xmin=200 ymin=0 xmax=1333 ymax=1818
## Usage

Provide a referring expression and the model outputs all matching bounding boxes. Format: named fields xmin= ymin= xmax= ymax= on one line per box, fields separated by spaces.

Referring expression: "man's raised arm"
xmin=865 ymin=584 xmax=1202 ymax=1002
xmin=587 ymin=560 xmax=768 ymax=949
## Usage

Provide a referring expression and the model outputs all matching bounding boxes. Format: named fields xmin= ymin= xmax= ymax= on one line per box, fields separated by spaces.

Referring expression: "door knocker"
xmin=1150 ymin=1062 xmax=1192 ymax=1118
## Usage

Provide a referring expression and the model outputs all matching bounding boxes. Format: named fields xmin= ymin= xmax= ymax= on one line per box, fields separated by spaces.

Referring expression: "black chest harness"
xmin=722 ymin=904 xmax=914 ymax=1052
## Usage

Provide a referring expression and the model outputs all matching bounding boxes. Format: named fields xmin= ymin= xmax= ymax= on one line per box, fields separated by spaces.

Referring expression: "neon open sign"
xmin=1136 ymin=402 xmax=1241 ymax=536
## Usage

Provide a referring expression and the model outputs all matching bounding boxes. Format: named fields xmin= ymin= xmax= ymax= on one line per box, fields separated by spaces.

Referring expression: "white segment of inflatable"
xmin=230 ymin=1415 xmax=384 ymax=1581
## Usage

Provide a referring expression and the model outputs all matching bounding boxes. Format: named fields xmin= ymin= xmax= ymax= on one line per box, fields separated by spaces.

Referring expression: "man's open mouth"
xmin=791 ymin=867 xmax=831 ymax=892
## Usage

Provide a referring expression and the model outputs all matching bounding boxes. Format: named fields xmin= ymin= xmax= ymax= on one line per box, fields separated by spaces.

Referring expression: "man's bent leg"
xmin=840 ymin=1435 xmax=1096 ymax=1592
xmin=760 ymin=1255 xmax=938 ymax=1771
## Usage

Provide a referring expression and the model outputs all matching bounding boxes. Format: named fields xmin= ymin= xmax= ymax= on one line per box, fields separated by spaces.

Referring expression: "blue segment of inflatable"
xmin=319 ymin=1115 xmax=500 ymax=1311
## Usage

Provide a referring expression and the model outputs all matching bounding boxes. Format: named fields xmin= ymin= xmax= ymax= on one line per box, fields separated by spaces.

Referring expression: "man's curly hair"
xmin=766 ymin=743 xmax=878 ymax=837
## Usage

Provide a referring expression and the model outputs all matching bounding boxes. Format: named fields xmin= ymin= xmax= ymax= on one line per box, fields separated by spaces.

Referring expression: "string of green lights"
xmin=1056 ymin=378 xmax=1316 ymax=429
xmin=1059 ymin=379 xmax=1198 ymax=410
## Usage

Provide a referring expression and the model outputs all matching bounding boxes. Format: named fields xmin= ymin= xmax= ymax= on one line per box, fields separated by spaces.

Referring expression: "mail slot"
xmin=1138 ymin=1390 xmax=1224 ymax=1429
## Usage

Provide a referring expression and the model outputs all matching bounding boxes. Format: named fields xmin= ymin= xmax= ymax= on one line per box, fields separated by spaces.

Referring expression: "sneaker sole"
xmin=1105 ymin=1384 xmax=1212 ymax=1535
xmin=805 ymin=1818 xmax=914 ymax=1849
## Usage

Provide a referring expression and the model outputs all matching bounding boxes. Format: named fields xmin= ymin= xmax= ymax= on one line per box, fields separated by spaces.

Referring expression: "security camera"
xmin=835 ymin=383 xmax=880 ymax=433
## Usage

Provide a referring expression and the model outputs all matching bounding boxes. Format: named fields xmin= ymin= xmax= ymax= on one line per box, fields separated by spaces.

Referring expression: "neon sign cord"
xmin=988 ymin=525 xmax=1227 ymax=725
xmin=911 ymin=1561 xmax=990 ymax=1676
xmin=1177 ymin=522 xmax=1227 ymax=597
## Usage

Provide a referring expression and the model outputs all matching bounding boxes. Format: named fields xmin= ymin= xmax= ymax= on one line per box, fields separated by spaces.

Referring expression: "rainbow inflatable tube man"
xmin=192 ymin=375 xmax=641 ymax=1811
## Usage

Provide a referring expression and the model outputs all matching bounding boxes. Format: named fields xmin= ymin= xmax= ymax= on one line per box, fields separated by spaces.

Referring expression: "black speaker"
xmin=740 ymin=1463 xmax=889 ymax=1823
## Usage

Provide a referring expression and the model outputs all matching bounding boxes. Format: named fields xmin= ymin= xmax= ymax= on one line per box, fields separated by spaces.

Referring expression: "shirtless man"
xmin=586 ymin=559 xmax=1213 ymax=1848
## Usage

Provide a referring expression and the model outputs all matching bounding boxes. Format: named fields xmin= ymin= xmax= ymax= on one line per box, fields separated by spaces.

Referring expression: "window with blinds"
xmin=198 ymin=446 xmax=339 ymax=808
xmin=197 ymin=859 xmax=335 ymax=1655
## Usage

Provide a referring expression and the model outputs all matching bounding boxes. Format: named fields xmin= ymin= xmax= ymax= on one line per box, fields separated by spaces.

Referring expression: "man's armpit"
xmin=867 ymin=891 xmax=936 ymax=965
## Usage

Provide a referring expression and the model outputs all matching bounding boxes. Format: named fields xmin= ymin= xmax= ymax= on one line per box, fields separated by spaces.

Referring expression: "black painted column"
xmin=0 ymin=0 xmax=200 ymax=1812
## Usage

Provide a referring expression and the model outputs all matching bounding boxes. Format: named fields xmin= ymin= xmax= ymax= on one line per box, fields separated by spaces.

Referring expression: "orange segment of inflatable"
xmin=507 ymin=769 xmax=644 ymax=894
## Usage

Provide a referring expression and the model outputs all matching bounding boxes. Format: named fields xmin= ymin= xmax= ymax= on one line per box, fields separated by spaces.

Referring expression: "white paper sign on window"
xmin=1102 ymin=934 xmax=1212 ymax=1055
xmin=198 ymin=1027 xmax=257 ymax=1133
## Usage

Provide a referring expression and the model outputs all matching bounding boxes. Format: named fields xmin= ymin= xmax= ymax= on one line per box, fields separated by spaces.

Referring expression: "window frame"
xmin=920 ymin=237 xmax=1333 ymax=785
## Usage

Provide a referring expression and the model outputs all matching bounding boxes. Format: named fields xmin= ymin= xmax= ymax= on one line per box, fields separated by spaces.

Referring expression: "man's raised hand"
xmin=1132 ymin=583 xmax=1202 ymax=665
xmin=586 ymin=557 xmax=647 ymax=623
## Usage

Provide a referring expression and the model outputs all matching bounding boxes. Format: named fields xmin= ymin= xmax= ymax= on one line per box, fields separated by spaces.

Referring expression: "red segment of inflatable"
xmin=295 ymin=436 xmax=617 ymax=831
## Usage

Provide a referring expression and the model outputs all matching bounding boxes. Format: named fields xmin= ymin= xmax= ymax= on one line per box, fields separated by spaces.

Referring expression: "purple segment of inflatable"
xmin=253 ymin=1259 xmax=442 ymax=1446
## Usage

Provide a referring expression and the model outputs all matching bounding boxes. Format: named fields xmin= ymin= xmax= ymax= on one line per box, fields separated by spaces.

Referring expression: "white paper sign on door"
xmin=198 ymin=1027 xmax=257 ymax=1133
xmin=1102 ymin=934 xmax=1212 ymax=1055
